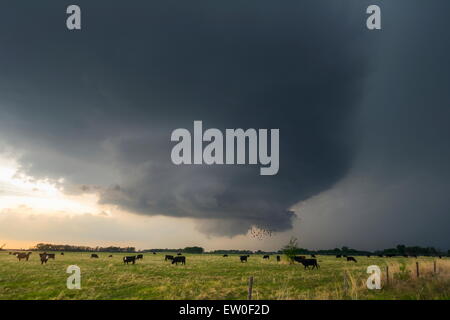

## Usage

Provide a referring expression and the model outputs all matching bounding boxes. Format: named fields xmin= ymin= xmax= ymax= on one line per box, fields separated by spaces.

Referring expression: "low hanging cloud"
xmin=0 ymin=1 xmax=371 ymax=236
xmin=6 ymin=1 xmax=450 ymax=246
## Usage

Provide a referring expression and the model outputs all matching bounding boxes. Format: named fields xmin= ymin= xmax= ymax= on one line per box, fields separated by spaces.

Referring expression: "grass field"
xmin=0 ymin=251 xmax=449 ymax=300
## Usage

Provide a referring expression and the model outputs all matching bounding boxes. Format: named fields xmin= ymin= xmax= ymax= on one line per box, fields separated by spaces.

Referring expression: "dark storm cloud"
xmin=345 ymin=1 xmax=450 ymax=248
xmin=1 ymin=1 xmax=374 ymax=235
xmin=297 ymin=1 xmax=450 ymax=250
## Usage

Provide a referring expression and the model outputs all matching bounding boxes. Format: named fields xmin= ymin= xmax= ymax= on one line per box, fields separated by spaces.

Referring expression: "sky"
xmin=0 ymin=1 xmax=449 ymax=251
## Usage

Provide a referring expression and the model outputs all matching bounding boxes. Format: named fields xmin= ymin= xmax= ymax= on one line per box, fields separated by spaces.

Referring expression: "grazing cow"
xmin=276 ymin=255 xmax=281 ymax=262
xmin=412 ymin=255 xmax=418 ymax=258
xmin=336 ymin=255 xmax=342 ymax=258
xmin=177 ymin=253 xmax=182 ymax=256
xmin=403 ymin=255 xmax=408 ymax=258
xmin=294 ymin=257 xmax=319 ymax=269
xmin=223 ymin=254 xmax=228 ymax=257
xmin=61 ymin=252 xmax=64 ymax=256
xmin=263 ymin=255 xmax=270 ymax=260
xmin=311 ymin=254 xmax=316 ymax=258
xmin=347 ymin=256 xmax=357 ymax=263
xmin=172 ymin=256 xmax=186 ymax=265
xmin=367 ymin=255 xmax=371 ymax=258
xmin=136 ymin=254 xmax=144 ymax=260
xmin=153 ymin=252 xmax=156 ymax=255
xmin=439 ymin=255 xmax=442 ymax=259
xmin=377 ymin=255 xmax=383 ymax=258
xmin=16 ymin=252 xmax=32 ymax=261
xmin=9 ymin=252 xmax=12 ymax=255
xmin=39 ymin=253 xmax=49 ymax=265
xmin=240 ymin=256 xmax=248 ymax=263
xmin=165 ymin=255 xmax=174 ymax=261
xmin=108 ymin=255 xmax=113 ymax=258
xmin=91 ymin=254 xmax=99 ymax=258
xmin=123 ymin=256 xmax=136 ymax=265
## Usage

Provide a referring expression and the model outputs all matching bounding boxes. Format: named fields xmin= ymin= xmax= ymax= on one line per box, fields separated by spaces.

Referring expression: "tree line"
xmin=26 ymin=242 xmax=449 ymax=256
xmin=143 ymin=246 xmax=205 ymax=254
xmin=281 ymin=238 xmax=449 ymax=257
xmin=32 ymin=244 xmax=205 ymax=253
xmin=33 ymin=243 xmax=136 ymax=253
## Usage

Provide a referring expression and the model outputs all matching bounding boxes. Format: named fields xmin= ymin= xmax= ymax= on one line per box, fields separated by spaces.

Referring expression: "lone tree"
xmin=282 ymin=237 xmax=300 ymax=264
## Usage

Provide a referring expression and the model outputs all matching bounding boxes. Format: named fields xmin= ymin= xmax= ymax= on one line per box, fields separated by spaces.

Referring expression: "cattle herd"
xmin=6 ymin=251 xmax=445 ymax=270
xmin=39 ymin=253 xmax=55 ymax=264
xmin=7 ymin=252 xmax=57 ymax=264
xmin=14 ymin=252 xmax=32 ymax=261
xmin=164 ymin=255 xmax=186 ymax=265
xmin=4 ymin=251 xmax=191 ymax=266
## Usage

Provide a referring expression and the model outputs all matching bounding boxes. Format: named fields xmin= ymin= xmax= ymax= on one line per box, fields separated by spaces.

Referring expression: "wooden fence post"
xmin=343 ymin=272 xmax=348 ymax=296
xmin=247 ymin=276 xmax=253 ymax=300
xmin=386 ymin=266 xmax=390 ymax=285
xmin=416 ymin=262 xmax=420 ymax=278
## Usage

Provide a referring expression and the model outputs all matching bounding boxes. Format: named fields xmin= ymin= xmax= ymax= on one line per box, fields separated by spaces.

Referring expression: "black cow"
xmin=223 ymin=254 xmax=228 ymax=257
xmin=39 ymin=253 xmax=49 ymax=265
xmin=263 ymin=255 xmax=270 ymax=260
xmin=294 ymin=257 xmax=319 ymax=269
xmin=16 ymin=252 xmax=32 ymax=261
xmin=61 ymin=252 xmax=64 ymax=256
xmin=172 ymin=256 xmax=186 ymax=265
xmin=367 ymin=255 xmax=371 ymax=258
xmin=165 ymin=255 xmax=174 ymax=261
xmin=240 ymin=256 xmax=248 ymax=263
xmin=136 ymin=254 xmax=144 ymax=260
xmin=311 ymin=254 xmax=316 ymax=258
xmin=108 ymin=255 xmax=113 ymax=258
xmin=91 ymin=254 xmax=99 ymax=258
xmin=276 ymin=255 xmax=281 ymax=262
xmin=377 ymin=255 xmax=383 ymax=258
xmin=347 ymin=256 xmax=357 ymax=263
xmin=123 ymin=256 xmax=136 ymax=265
xmin=336 ymin=255 xmax=342 ymax=258
xmin=439 ymin=255 xmax=442 ymax=259
xmin=153 ymin=252 xmax=156 ymax=255
xmin=177 ymin=253 xmax=182 ymax=256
